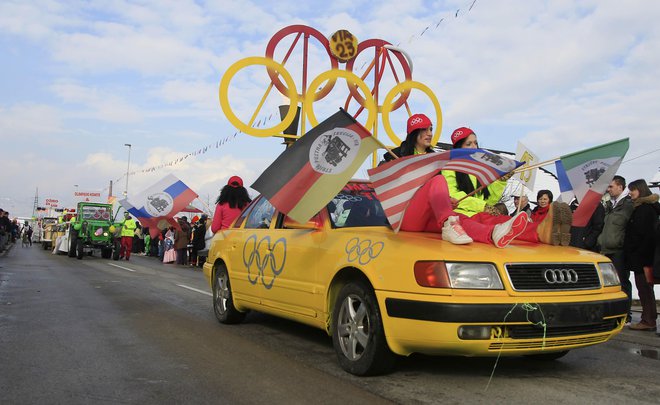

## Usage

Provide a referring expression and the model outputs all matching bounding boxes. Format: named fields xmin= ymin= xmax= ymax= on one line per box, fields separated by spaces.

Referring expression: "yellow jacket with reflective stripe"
xmin=441 ymin=170 xmax=507 ymax=217
xmin=120 ymin=218 xmax=137 ymax=237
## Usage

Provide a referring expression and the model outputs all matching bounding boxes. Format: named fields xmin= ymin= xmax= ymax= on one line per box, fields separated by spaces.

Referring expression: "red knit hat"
xmin=227 ymin=176 xmax=243 ymax=188
xmin=406 ymin=114 xmax=432 ymax=134
xmin=450 ymin=127 xmax=475 ymax=146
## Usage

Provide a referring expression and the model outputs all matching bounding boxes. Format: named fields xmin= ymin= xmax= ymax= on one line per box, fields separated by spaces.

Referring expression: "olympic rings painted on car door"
xmin=345 ymin=237 xmax=384 ymax=265
xmin=242 ymin=234 xmax=287 ymax=289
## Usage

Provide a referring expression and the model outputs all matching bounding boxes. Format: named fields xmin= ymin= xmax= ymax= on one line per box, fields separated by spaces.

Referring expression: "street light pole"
xmin=124 ymin=144 xmax=132 ymax=198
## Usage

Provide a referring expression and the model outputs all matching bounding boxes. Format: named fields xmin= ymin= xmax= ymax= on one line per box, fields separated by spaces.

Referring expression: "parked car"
xmin=203 ymin=180 xmax=627 ymax=376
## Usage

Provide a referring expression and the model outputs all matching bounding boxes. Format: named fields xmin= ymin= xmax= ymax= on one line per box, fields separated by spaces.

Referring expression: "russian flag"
xmin=119 ymin=174 xmax=198 ymax=237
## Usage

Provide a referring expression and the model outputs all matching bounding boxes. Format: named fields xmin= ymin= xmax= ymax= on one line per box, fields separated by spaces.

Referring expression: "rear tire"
xmin=213 ymin=264 xmax=246 ymax=324
xmin=331 ymin=281 xmax=397 ymax=376
xmin=76 ymin=239 xmax=84 ymax=260
xmin=68 ymin=230 xmax=77 ymax=258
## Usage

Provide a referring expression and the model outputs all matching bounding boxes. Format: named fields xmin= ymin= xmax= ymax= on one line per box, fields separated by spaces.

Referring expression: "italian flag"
xmin=559 ymin=138 xmax=629 ymax=227
xmin=252 ymin=109 xmax=380 ymax=224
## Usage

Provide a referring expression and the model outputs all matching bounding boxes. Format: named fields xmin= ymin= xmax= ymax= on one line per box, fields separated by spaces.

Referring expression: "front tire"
xmin=101 ymin=247 xmax=112 ymax=259
xmin=332 ymin=281 xmax=396 ymax=376
xmin=112 ymin=240 xmax=121 ymax=260
xmin=213 ymin=264 xmax=246 ymax=324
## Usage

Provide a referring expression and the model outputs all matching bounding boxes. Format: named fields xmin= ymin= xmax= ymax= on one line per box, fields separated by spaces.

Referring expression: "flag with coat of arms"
xmin=555 ymin=138 xmax=629 ymax=227
xmin=251 ymin=109 xmax=380 ymax=224
xmin=119 ymin=174 xmax=198 ymax=237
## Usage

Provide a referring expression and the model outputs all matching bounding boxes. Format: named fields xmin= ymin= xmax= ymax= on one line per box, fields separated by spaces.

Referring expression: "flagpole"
xmin=196 ymin=198 xmax=213 ymax=216
xmin=512 ymin=157 xmax=560 ymax=173
xmin=455 ymin=170 xmax=516 ymax=203
xmin=371 ymin=135 xmax=400 ymax=160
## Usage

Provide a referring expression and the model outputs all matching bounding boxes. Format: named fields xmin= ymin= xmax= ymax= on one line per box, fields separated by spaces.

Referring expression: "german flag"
xmin=252 ymin=109 xmax=380 ymax=224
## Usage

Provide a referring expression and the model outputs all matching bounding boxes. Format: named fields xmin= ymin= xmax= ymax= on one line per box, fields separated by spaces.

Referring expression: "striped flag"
xmin=554 ymin=160 xmax=574 ymax=203
xmin=252 ymin=109 xmax=380 ymax=223
xmin=368 ymin=149 xmax=523 ymax=232
xmin=119 ymin=174 xmax=198 ymax=237
xmin=559 ymin=138 xmax=629 ymax=227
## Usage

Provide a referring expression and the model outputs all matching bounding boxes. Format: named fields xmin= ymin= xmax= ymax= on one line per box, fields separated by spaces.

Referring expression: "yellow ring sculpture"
xmin=381 ymin=80 xmax=443 ymax=146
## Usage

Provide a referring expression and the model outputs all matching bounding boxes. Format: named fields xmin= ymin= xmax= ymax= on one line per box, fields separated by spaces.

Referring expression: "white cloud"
xmin=49 ymin=82 xmax=143 ymax=123
xmin=0 ymin=103 xmax=63 ymax=138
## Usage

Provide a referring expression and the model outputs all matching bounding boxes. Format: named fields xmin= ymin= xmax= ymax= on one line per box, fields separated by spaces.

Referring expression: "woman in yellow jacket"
xmin=441 ymin=127 xmax=507 ymax=216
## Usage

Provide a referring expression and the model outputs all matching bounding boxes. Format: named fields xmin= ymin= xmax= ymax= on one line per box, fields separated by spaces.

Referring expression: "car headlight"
xmin=446 ymin=262 xmax=503 ymax=289
xmin=598 ymin=262 xmax=620 ymax=287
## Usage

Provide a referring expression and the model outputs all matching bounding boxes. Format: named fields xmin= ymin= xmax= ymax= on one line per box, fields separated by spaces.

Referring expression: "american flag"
xmin=367 ymin=149 xmax=523 ymax=232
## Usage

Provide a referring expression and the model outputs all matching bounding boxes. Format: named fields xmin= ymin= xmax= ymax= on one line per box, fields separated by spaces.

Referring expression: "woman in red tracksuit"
xmin=381 ymin=114 xmax=528 ymax=248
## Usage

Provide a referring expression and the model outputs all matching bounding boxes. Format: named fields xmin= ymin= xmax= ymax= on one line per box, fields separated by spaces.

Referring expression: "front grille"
xmin=505 ymin=263 xmax=601 ymax=291
xmin=508 ymin=319 xmax=620 ymax=339
xmin=489 ymin=335 xmax=609 ymax=351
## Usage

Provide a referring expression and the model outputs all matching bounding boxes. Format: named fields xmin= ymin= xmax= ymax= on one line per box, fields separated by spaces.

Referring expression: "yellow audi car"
xmin=203 ymin=180 xmax=627 ymax=375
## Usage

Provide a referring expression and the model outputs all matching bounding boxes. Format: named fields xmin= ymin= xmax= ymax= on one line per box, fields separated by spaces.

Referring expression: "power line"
xmin=622 ymin=147 xmax=660 ymax=164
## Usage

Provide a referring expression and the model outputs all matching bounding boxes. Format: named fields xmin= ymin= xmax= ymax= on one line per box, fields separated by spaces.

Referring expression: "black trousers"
xmin=606 ymin=251 xmax=631 ymax=317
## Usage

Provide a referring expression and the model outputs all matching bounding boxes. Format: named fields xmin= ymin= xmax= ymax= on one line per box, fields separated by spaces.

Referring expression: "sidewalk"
xmin=615 ymin=305 xmax=660 ymax=348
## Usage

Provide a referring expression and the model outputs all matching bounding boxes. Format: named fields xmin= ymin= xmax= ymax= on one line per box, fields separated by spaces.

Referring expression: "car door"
xmin=258 ymin=211 xmax=325 ymax=320
xmin=225 ymin=196 xmax=277 ymax=306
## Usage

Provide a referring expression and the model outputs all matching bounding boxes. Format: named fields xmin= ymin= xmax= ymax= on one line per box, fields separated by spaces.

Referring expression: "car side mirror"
xmin=282 ymin=216 xmax=321 ymax=230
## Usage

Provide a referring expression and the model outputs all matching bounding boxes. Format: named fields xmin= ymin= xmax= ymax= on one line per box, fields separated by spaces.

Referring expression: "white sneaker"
xmin=442 ymin=216 xmax=473 ymax=245
xmin=492 ymin=212 xmax=529 ymax=248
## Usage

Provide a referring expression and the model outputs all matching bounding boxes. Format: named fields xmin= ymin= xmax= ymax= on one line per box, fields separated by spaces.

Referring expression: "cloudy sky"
xmin=1 ymin=0 xmax=659 ymax=218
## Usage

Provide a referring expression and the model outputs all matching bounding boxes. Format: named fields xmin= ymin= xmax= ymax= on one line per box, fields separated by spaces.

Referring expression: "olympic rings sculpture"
xmin=218 ymin=24 xmax=443 ymax=147
xmin=242 ymin=234 xmax=287 ymax=289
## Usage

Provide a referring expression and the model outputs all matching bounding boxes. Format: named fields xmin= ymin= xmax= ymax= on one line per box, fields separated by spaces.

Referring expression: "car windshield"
xmin=329 ymin=183 xmax=389 ymax=228
xmin=81 ymin=206 xmax=111 ymax=221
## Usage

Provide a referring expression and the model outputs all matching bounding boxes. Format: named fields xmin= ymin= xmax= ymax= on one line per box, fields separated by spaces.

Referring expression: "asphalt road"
xmin=1 ymin=243 xmax=659 ymax=405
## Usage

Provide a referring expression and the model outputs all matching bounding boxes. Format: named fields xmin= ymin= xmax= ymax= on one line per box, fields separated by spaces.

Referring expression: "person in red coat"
xmin=530 ymin=190 xmax=553 ymax=223
xmin=211 ymin=176 xmax=252 ymax=232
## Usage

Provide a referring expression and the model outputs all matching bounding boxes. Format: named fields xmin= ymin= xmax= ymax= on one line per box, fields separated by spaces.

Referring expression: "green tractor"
xmin=67 ymin=202 xmax=121 ymax=260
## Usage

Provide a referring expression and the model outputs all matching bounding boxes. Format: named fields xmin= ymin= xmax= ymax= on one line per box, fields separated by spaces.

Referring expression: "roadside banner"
xmin=252 ymin=109 xmax=379 ymax=224
xmin=74 ymin=190 xmax=103 ymax=203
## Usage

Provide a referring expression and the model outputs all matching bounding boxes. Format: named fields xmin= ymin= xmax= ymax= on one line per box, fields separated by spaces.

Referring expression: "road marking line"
xmin=177 ymin=284 xmax=212 ymax=296
xmin=108 ymin=263 xmax=136 ymax=272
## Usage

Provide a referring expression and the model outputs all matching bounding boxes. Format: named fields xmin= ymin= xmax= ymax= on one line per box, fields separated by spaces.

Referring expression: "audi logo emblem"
xmin=543 ymin=268 xmax=579 ymax=284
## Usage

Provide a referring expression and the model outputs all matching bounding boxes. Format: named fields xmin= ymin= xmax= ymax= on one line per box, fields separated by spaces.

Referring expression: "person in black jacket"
xmin=569 ymin=198 xmax=605 ymax=252
xmin=624 ymin=179 xmax=660 ymax=331
xmin=190 ymin=214 xmax=208 ymax=267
